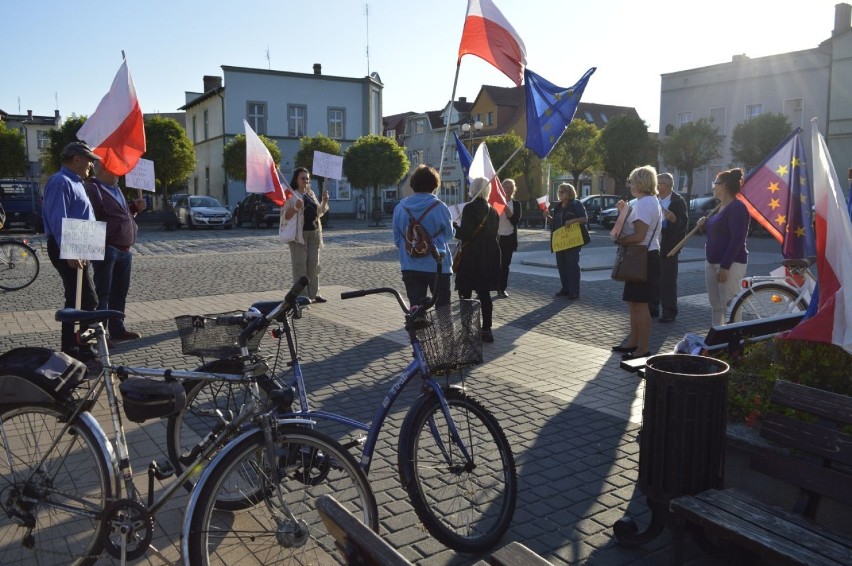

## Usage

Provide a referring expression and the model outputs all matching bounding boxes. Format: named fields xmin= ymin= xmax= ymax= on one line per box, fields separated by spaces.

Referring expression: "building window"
xmin=288 ymin=104 xmax=307 ymax=137
xmin=486 ymin=111 xmax=494 ymax=126
xmin=203 ymin=110 xmax=209 ymax=140
xmin=677 ymin=112 xmax=693 ymax=127
xmin=745 ymin=104 xmax=763 ymax=120
xmin=600 ymin=113 xmax=609 ymax=123
xmin=324 ymin=178 xmax=351 ymax=200
xmin=192 ymin=115 xmax=197 ymax=143
xmin=328 ymin=108 xmax=345 ymax=139
xmin=193 ymin=177 xmax=198 ymax=194
xmin=709 ymin=107 xmax=727 ymax=135
xmin=443 ymin=181 xmax=459 ymax=197
xmin=386 ymin=128 xmax=396 ymax=139
xmin=36 ymin=130 xmax=50 ymax=149
xmin=247 ymin=102 xmax=267 ymax=135
xmin=412 ymin=119 xmax=426 ymax=135
xmin=205 ymin=167 xmax=210 ymax=193
xmin=584 ymin=111 xmax=594 ymax=122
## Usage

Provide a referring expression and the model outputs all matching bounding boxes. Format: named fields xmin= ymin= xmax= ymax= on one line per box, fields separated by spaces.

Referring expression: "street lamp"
xmin=460 ymin=120 xmax=483 ymax=151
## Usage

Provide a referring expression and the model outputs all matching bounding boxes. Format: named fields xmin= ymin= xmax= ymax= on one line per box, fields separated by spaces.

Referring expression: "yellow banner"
xmin=552 ymin=224 xmax=585 ymax=252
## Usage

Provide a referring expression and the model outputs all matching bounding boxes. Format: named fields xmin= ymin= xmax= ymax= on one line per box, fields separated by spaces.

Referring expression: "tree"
xmin=343 ymin=135 xmax=409 ymax=226
xmin=597 ymin=115 xmax=656 ymax=197
xmin=730 ymin=113 xmax=793 ymax=170
xmin=547 ymin=120 xmax=602 ymax=191
xmin=0 ymin=121 xmax=27 ymax=177
xmin=223 ymin=134 xmax=282 ymax=181
xmin=42 ymin=115 xmax=88 ymax=174
xmin=659 ymin=118 xmax=724 ymax=203
xmin=143 ymin=115 xmax=195 ymax=201
xmin=294 ymin=134 xmax=342 ymax=198
xmin=482 ymin=133 xmax=525 ymax=180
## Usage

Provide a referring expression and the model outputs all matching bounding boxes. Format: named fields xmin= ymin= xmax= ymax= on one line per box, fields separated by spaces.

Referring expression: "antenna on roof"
xmin=266 ymin=46 xmax=271 ymax=70
xmin=365 ymin=3 xmax=370 ymax=75
xmin=17 ymin=97 xmax=21 ymax=113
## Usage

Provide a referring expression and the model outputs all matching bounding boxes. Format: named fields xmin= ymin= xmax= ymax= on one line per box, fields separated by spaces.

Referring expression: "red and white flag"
xmin=784 ymin=119 xmax=852 ymax=354
xmin=536 ymin=194 xmax=549 ymax=212
xmin=457 ymin=0 xmax=527 ymax=86
xmin=244 ymin=120 xmax=289 ymax=206
xmin=77 ymin=59 xmax=146 ymax=176
xmin=468 ymin=143 xmax=507 ymax=216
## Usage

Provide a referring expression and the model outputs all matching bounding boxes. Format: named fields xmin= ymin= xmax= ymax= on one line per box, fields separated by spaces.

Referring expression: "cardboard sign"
xmin=125 ymin=158 xmax=156 ymax=191
xmin=59 ymin=218 xmax=106 ymax=260
xmin=312 ymin=151 xmax=343 ymax=180
xmin=552 ymin=223 xmax=585 ymax=252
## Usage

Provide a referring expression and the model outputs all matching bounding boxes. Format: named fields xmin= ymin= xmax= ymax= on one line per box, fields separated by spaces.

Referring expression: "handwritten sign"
xmin=125 ymin=158 xmax=156 ymax=191
xmin=59 ymin=218 xmax=106 ymax=261
xmin=312 ymin=151 xmax=343 ymax=180
xmin=552 ymin=223 xmax=585 ymax=252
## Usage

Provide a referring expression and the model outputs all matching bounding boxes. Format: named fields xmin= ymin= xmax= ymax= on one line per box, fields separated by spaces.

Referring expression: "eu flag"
xmin=524 ymin=67 xmax=596 ymax=159
xmin=738 ymin=128 xmax=816 ymax=259
xmin=453 ymin=132 xmax=473 ymax=187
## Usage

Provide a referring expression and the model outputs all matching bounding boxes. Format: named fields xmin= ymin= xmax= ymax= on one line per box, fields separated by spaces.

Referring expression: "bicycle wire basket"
xmin=414 ymin=299 xmax=483 ymax=376
xmin=174 ymin=312 xmax=263 ymax=359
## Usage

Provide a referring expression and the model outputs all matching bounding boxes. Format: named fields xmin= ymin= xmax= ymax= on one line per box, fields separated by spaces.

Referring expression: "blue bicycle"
xmin=172 ymin=250 xmax=517 ymax=552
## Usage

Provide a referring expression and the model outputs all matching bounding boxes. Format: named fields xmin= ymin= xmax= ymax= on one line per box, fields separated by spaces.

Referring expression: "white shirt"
xmin=497 ymin=201 xmax=515 ymax=236
xmin=622 ymin=195 xmax=662 ymax=251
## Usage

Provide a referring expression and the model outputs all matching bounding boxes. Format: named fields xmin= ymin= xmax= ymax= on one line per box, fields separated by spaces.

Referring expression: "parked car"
xmin=233 ymin=193 xmax=281 ymax=228
xmin=579 ymin=194 xmax=621 ymax=224
xmin=0 ymin=179 xmax=43 ymax=232
xmin=167 ymin=193 xmax=188 ymax=210
xmin=687 ymin=196 xmax=719 ymax=228
xmin=174 ymin=195 xmax=233 ymax=229
xmin=599 ymin=198 xmax=636 ymax=229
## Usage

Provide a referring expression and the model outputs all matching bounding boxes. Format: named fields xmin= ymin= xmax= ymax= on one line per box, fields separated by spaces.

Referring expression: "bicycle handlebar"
xmin=237 ymin=276 xmax=309 ymax=347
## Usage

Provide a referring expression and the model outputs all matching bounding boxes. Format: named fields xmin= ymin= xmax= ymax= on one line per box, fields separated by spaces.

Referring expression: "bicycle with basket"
xmin=172 ymin=246 xmax=518 ymax=553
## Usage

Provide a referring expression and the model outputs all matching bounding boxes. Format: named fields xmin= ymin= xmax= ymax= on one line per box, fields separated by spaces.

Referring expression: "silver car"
xmin=174 ymin=196 xmax=233 ymax=230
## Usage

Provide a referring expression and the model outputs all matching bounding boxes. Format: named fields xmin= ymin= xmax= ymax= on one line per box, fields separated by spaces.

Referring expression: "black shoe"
xmin=497 ymin=290 xmax=508 ymax=298
xmin=622 ymin=351 xmax=653 ymax=360
xmin=659 ymin=316 xmax=675 ymax=323
xmin=649 ymin=311 xmax=659 ymax=318
xmin=111 ymin=329 xmax=142 ymax=341
xmin=312 ymin=295 xmax=327 ymax=304
xmin=566 ymin=292 xmax=579 ymax=300
xmin=612 ymin=345 xmax=637 ymax=353
xmin=481 ymin=329 xmax=494 ymax=343
xmin=555 ymin=290 xmax=569 ymax=297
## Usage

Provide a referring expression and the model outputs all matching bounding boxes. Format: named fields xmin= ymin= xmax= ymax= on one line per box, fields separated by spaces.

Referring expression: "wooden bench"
xmin=669 ymin=380 xmax=852 ymax=565
xmin=316 ymin=494 xmax=551 ymax=565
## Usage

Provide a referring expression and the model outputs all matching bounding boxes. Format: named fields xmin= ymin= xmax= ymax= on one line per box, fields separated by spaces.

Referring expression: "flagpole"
xmin=437 ymin=63 xmax=462 ymax=196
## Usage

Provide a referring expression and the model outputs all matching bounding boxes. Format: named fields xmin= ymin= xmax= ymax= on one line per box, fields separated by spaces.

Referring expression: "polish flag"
xmin=457 ymin=0 xmax=527 ymax=86
xmin=536 ymin=194 xmax=549 ymax=212
xmin=784 ymin=120 xmax=852 ymax=354
xmin=244 ymin=120 xmax=289 ymax=206
xmin=468 ymin=142 xmax=507 ymax=216
xmin=77 ymin=59 xmax=146 ymax=176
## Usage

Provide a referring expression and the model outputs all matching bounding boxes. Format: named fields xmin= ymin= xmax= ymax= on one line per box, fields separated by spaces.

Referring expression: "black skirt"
xmin=622 ymin=250 xmax=661 ymax=303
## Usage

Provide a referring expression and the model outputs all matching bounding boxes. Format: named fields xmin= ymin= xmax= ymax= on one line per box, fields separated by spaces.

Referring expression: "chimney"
xmin=834 ymin=3 xmax=852 ymax=36
xmin=459 ymin=96 xmax=467 ymax=104
xmin=731 ymin=54 xmax=750 ymax=63
xmin=203 ymin=75 xmax=222 ymax=92
xmin=54 ymin=109 xmax=61 ymax=125
xmin=313 ymin=63 xmax=322 ymax=75
xmin=27 ymin=110 xmax=33 ymax=120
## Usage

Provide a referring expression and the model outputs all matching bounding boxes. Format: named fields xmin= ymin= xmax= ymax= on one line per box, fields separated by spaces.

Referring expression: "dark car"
xmin=688 ymin=196 xmax=719 ymax=228
xmin=599 ymin=198 xmax=636 ymax=229
xmin=579 ymin=194 xmax=621 ymax=224
xmin=233 ymin=193 xmax=281 ymax=228
xmin=0 ymin=179 xmax=43 ymax=232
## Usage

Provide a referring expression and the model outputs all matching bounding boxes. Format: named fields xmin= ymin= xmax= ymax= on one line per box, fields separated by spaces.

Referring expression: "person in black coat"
xmin=496 ymin=178 xmax=522 ymax=298
xmin=650 ymin=173 xmax=688 ymax=322
xmin=455 ymin=177 xmax=500 ymax=343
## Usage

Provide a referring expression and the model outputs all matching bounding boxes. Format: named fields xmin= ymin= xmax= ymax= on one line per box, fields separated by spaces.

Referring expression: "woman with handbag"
xmin=455 ymin=177 xmax=500 ymax=343
xmin=611 ymin=165 xmax=663 ymax=360
xmin=547 ymin=183 xmax=589 ymax=299
xmin=280 ymin=167 xmax=329 ymax=303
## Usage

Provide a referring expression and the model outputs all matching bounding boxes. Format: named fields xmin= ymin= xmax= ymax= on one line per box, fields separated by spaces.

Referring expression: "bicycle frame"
xmin=727 ymin=262 xmax=815 ymax=320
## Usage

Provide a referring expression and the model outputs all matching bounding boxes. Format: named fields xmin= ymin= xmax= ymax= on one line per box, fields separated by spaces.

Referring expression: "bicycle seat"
xmin=55 ymin=308 xmax=125 ymax=324
xmin=249 ymin=300 xmax=281 ymax=316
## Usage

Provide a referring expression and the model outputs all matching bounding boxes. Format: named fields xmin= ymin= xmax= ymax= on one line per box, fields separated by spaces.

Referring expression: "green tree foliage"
xmin=659 ymin=118 xmax=724 ymax=202
xmin=42 ymin=115 xmax=87 ymax=174
xmin=730 ymin=113 xmax=793 ymax=170
xmin=548 ymin=120 xmax=602 ymax=191
xmin=482 ymin=132 xmax=526 ymax=182
xmin=598 ymin=115 xmax=657 ymax=197
xmin=0 ymin=121 xmax=27 ymax=177
xmin=143 ymin=115 xmax=195 ymax=199
xmin=343 ymin=135 xmax=408 ymax=221
xmin=294 ymin=134 xmax=342 ymax=191
xmin=223 ymin=134 xmax=282 ymax=182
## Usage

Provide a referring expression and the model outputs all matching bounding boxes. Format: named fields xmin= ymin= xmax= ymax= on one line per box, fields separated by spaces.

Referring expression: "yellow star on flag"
xmin=795 ymin=226 xmax=806 ymax=237
xmin=768 ymin=198 xmax=781 ymax=210
xmin=544 ymin=123 xmax=552 ymax=131
xmin=554 ymin=92 xmax=563 ymax=101
xmin=774 ymin=213 xmax=787 ymax=226
xmin=544 ymin=108 xmax=552 ymax=117
xmin=776 ymin=164 xmax=789 ymax=176
xmin=767 ymin=181 xmax=780 ymax=194
xmin=791 ymin=156 xmax=800 ymax=168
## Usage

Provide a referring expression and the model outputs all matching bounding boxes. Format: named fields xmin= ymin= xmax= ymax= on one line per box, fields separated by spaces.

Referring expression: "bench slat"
xmin=761 ymin=413 xmax=852 ymax=467
xmin=771 ymin=380 xmax=852 ymax=424
xmin=750 ymin=448 xmax=852 ymax=507
xmin=671 ymin=489 xmax=852 ymax=565
xmin=487 ymin=541 xmax=552 ymax=566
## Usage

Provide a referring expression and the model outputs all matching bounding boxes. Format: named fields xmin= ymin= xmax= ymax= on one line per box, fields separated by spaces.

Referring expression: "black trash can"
xmin=614 ymin=353 xmax=729 ymax=546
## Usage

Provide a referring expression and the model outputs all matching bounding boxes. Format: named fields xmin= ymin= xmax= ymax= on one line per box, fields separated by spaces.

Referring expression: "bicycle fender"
xmin=78 ymin=411 xmax=121 ymax=499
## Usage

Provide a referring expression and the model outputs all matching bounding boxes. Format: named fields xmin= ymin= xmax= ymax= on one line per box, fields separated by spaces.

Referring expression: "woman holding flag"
xmin=281 ymin=167 xmax=329 ymax=303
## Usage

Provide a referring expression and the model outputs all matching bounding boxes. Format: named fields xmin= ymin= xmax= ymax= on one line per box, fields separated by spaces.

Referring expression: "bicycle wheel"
xmin=398 ymin=388 xmax=517 ymax=552
xmin=728 ymin=283 xmax=807 ymax=323
xmin=0 ymin=241 xmax=39 ymax=291
xmin=0 ymin=405 xmax=111 ymax=565
xmin=185 ymin=426 xmax=378 ymax=565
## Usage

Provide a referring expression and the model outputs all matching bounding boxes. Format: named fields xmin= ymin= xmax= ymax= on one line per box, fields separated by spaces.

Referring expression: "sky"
xmin=1 ymin=0 xmax=845 ymax=132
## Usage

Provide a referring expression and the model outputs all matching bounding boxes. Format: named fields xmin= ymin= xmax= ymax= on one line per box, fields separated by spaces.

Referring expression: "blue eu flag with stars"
xmin=524 ymin=67 xmax=596 ymax=159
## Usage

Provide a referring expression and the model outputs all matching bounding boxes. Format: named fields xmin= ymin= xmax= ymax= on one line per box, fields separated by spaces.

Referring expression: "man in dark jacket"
xmin=85 ymin=161 xmax=146 ymax=341
xmin=650 ymin=173 xmax=688 ymax=322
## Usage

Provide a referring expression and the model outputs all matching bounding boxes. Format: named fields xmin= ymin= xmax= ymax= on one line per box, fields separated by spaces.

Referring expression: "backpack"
xmin=404 ymin=201 xmax=441 ymax=258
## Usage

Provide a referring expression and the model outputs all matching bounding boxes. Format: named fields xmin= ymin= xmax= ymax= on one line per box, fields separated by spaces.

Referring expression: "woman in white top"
xmin=611 ymin=165 xmax=663 ymax=360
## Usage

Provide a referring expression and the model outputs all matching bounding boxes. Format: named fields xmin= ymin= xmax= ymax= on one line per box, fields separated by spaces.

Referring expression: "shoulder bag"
xmin=610 ymin=206 xmax=660 ymax=283
xmin=452 ymin=207 xmax=490 ymax=271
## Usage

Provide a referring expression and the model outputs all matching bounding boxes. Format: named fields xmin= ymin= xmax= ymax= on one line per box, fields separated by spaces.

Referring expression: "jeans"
xmin=47 ymin=237 xmax=98 ymax=355
xmin=401 ymin=270 xmax=451 ymax=308
xmin=555 ymin=247 xmax=581 ymax=294
xmin=92 ymin=245 xmax=133 ymax=334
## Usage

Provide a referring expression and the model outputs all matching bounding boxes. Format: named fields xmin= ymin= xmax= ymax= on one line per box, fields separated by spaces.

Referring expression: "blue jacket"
xmin=392 ymin=193 xmax=454 ymax=273
xmin=42 ymin=166 xmax=95 ymax=246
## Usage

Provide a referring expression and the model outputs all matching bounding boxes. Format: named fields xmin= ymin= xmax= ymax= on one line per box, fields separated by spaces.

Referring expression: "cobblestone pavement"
xmin=0 ymin=220 xmax=786 ymax=565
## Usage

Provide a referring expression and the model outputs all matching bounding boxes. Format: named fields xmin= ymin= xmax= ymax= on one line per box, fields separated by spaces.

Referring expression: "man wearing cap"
xmin=85 ymin=161 xmax=145 ymax=342
xmin=43 ymin=141 xmax=101 ymax=360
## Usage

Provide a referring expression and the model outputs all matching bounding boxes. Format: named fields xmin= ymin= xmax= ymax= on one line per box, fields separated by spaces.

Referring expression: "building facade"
xmin=0 ymin=109 xmax=61 ymax=180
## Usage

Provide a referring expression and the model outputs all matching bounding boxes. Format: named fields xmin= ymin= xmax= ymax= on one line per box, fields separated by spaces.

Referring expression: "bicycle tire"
xmin=398 ymin=388 xmax=517 ymax=553
xmin=728 ymin=282 xmax=808 ymax=323
xmin=0 ymin=241 xmax=39 ymax=291
xmin=185 ymin=426 xmax=378 ymax=565
xmin=0 ymin=404 xmax=111 ymax=565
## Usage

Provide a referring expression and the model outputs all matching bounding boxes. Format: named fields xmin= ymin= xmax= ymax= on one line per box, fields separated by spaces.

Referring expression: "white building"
xmin=0 ymin=109 xmax=61 ymax=180
xmin=180 ymin=64 xmax=383 ymax=213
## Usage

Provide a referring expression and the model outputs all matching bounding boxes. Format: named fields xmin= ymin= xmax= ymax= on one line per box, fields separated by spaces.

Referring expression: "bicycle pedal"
xmin=342 ymin=434 xmax=366 ymax=450
xmin=149 ymin=459 xmax=175 ymax=480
